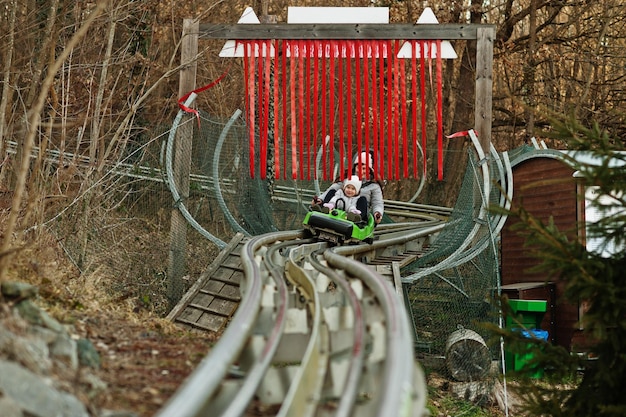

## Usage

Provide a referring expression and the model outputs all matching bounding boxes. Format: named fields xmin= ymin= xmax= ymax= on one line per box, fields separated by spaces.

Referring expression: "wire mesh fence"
xmin=41 ymin=112 xmax=254 ymax=315
xmin=2 ymin=108 xmax=513 ymax=412
xmin=401 ymin=142 xmax=508 ymax=396
xmin=33 ymin=109 xmax=508 ymax=382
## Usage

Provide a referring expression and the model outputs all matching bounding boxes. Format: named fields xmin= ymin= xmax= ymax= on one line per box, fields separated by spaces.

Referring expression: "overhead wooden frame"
xmin=185 ymin=21 xmax=495 ymax=175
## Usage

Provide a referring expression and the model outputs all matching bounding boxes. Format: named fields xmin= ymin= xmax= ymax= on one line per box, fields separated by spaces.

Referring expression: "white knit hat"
xmin=344 ymin=175 xmax=362 ymax=194
xmin=353 ymin=151 xmax=374 ymax=168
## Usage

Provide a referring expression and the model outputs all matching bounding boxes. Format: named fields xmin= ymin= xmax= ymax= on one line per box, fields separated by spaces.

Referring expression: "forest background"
xmin=1 ymin=0 xmax=625 ymax=415
xmin=1 ymin=0 xmax=626 ymax=358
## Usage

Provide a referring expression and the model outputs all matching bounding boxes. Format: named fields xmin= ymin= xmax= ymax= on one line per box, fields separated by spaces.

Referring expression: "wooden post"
xmin=474 ymin=26 xmax=495 ymax=153
xmin=167 ymin=18 xmax=198 ymax=310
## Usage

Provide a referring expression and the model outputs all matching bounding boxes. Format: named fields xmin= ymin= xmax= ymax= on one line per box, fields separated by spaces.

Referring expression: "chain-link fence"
xmin=39 ymin=109 xmax=508 ymax=369
xmin=43 ymin=111 xmax=254 ymax=315
xmin=397 ymin=142 xmax=513 ymax=404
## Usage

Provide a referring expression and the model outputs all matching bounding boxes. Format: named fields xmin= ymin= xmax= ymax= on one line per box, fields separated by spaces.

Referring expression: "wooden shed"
xmin=500 ymin=147 xmax=584 ymax=351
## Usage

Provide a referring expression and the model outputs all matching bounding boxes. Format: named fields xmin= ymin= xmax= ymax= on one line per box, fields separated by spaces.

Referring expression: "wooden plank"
xmin=200 ymin=284 xmax=240 ymax=301
xmin=225 ymin=269 xmax=244 ymax=285
xmin=217 ymin=284 xmax=241 ymax=300
xmin=202 ymin=280 xmax=225 ymax=293
xmin=199 ymin=287 xmax=240 ymax=303
xmin=367 ymin=253 xmax=418 ymax=268
xmin=188 ymin=301 xmax=230 ymax=315
xmin=178 ymin=307 xmax=203 ymax=323
xmin=198 ymin=23 xmax=494 ymax=40
xmin=167 ymin=233 xmax=246 ymax=321
xmin=212 ymin=266 xmax=237 ymax=281
xmin=212 ymin=266 xmax=244 ymax=285
xmin=192 ymin=292 xmax=214 ymax=307
xmin=197 ymin=314 xmax=228 ymax=332
xmin=208 ymin=298 xmax=238 ymax=315
xmin=178 ymin=315 xmax=226 ymax=333
xmin=221 ymin=254 xmax=243 ymax=269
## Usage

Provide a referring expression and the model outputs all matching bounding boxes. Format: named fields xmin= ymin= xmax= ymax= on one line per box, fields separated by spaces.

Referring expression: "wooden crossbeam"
xmin=198 ymin=23 xmax=495 ymax=40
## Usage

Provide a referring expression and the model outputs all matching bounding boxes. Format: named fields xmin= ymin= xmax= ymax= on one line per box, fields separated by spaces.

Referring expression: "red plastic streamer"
xmin=313 ymin=41 xmax=320 ymax=179
xmin=262 ymin=40 xmax=271 ymax=179
xmin=329 ymin=41 xmax=336 ymax=176
xmin=305 ymin=40 xmax=312 ymax=180
xmin=419 ymin=40 xmax=427 ymax=177
xmin=289 ymin=42 xmax=297 ymax=179
xmin=338 ymin=41 xmax=345 ymax=179
xmin=298 ymin=40 xmax=305 ymax=180
xmin=244 ymin=42 xmax=255 ymax=177
xmin=447 ymin=130 xmax=470 ymax=138
xmin=321 ymin=42 xmax=327 ymax=179
xmin=370 ymin=41 xmax=379 ymax=176
xmin=436 ymin=40 xmax=443 ymax=180
xmin=273 ymin=41 xmax=281 ymax=179
xmin=281 ymin=41 xmax=288 ymax=179
xmin=399 ymin=52 xmax=408 ymax=178
xmin=178 ymin=66 xmax=230 ymax=126
xmin=355 ymin=43 xmax=363 ymax=173
xmin=346 ymin=41 xmax=354 ymax=178
xmin=363 ymin=42 xmax=370 ymax=170
xmin=386 ymin=41 xmax=393 ymax=179
xmin=378 ymin=41 xmax=386 ymax=179
xmin=254 ymin=41 xmax=265 ymax=178
xmin=393 ymin=40 xmax=400 ymax=180
xmin=411 ymin=41 xmax=418 ymax=178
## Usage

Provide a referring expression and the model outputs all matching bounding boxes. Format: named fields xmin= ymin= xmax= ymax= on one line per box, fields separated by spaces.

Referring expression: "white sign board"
xmin=287 ymin=7 xmax=389 ymax=24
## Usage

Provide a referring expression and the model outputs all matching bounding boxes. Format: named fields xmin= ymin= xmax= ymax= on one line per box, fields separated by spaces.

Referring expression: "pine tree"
xmin=492 ymin=115 xmax=626 ymax=416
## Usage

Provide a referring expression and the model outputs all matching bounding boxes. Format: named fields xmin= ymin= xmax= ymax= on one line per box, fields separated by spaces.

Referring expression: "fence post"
xmin=475 ymin=26 xmax=495 ymax=153
xmin=167 ymin=18 xmax=198 ymax=310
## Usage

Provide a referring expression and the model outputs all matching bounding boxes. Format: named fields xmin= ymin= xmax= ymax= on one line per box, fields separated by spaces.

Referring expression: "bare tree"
xmin=0 ymin=1 xmax=107 ymax=281
xmin=0 ymin=0 xmax=18 ymax=181
xmin=491 ymin=0 xmax=626 ymax=142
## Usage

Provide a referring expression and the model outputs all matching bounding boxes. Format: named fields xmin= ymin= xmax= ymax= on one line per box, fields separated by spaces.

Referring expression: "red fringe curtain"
xmin=242 ymin=39 xmax=445 ymax=181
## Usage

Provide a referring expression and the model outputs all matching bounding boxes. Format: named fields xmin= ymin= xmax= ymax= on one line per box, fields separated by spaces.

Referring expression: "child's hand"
xmin=374 ymin=212 xmax=382 ymax=223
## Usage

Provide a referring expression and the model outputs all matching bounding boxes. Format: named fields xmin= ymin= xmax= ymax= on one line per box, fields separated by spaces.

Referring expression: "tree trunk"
xmin=0 ymin=0 xmax=17 ymax=186
xmin=424 ymin=0 xmax=483 ymax=208
xmin=524 ymin=0 xmax=537 ymax=137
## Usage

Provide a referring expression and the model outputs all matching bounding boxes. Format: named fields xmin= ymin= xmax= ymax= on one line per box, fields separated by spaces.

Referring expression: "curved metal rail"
xmin=156 ymin=230 xmax=302 ymax=416
xmin=306 ymin=252 xmax=366 ymax=417
xmin=157 ymin=220 xmax=443 ymax=417
xmin=165 ymin=93 xmax=228 ymax=248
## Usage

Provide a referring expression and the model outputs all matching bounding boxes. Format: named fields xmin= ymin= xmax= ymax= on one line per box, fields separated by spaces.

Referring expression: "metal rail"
xmin=307 ymin=252 xmax=365 ymax=417
xmin=158 ymin=220 xmax=443 ymax=417
xmin=155 ymin=230 xmax=303 ymax=417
